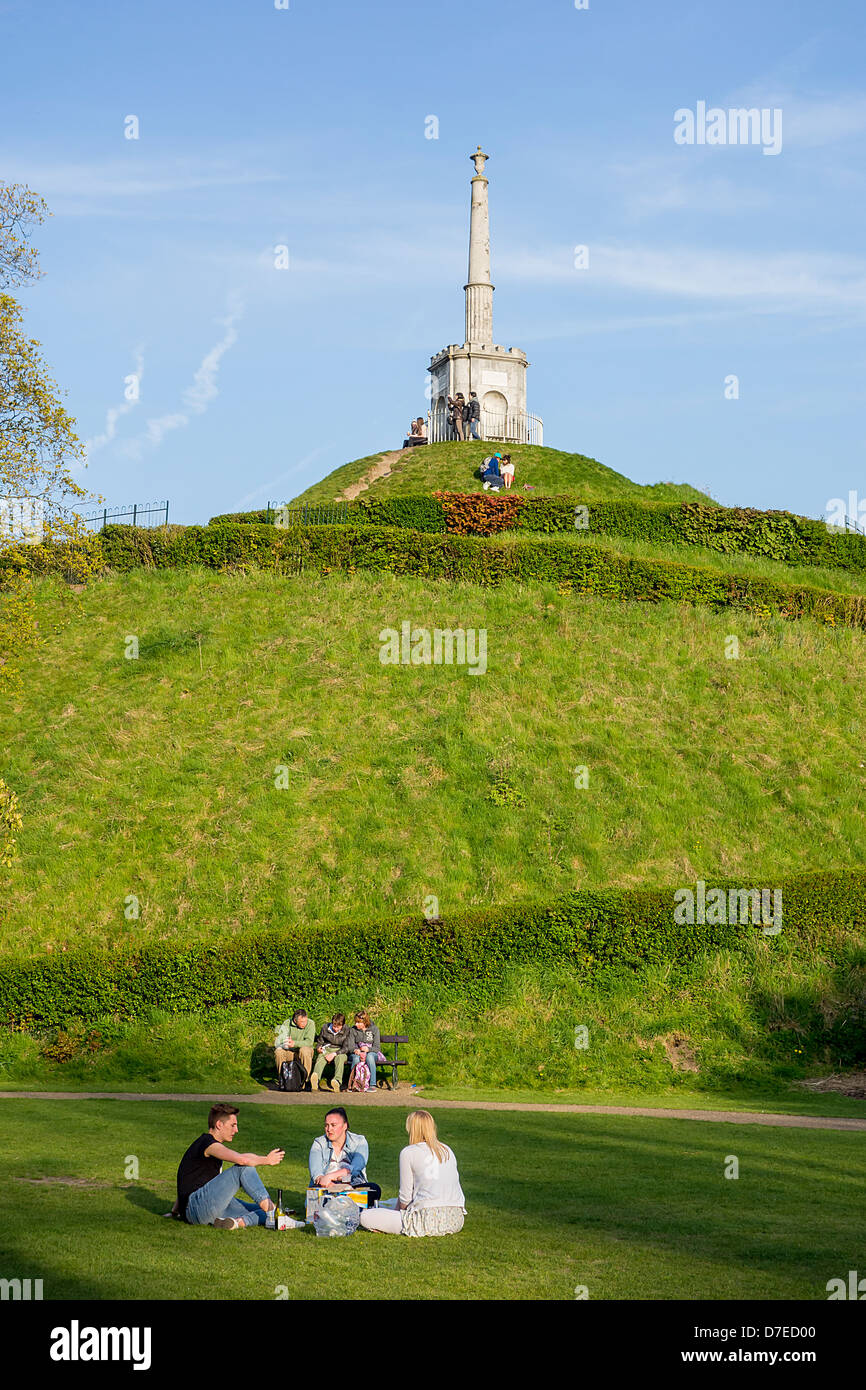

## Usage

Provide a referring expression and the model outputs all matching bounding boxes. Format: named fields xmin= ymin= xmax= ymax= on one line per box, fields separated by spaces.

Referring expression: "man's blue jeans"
xmin=186 ymin=1165 xmax=271 ymax=1226
xmin=468 ymin=420 xmax=481 ymax=439
xmin=351 ymin=1051 xmax=377 ymax=1088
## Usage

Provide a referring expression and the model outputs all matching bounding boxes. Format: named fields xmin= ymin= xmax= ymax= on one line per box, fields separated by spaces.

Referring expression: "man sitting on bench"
xmin=275 ymin=1008 xmax=315 ymax=1085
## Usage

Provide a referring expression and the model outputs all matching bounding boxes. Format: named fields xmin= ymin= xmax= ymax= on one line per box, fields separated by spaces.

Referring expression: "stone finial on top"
xmin=470 ymin=145 xmax=489 ymax=175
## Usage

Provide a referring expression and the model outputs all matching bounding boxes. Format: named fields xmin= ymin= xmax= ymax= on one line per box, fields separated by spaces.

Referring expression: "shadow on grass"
xmin=124 ymin=1186 xmax=171 ymax=1216
xmin=250 ymin=1042 xmax=276 ymax=1086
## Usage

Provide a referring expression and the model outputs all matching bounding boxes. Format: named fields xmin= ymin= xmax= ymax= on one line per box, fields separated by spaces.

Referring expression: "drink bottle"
xmin=275 ymin=1189 xmax=283 ymax=1231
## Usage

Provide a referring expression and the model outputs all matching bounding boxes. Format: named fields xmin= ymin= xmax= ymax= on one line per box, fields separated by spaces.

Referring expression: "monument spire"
xmin=465 ymin=145 xmax=493 ymax=345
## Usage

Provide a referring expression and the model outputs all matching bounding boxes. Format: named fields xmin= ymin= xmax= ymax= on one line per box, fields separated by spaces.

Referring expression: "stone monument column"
xmin=465 ymin=146 xmax=493 ymax=345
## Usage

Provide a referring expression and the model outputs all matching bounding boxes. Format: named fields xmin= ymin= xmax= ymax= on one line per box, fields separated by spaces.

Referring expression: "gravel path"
xmin=1 ymin=1091 xmax=864 ymax=1130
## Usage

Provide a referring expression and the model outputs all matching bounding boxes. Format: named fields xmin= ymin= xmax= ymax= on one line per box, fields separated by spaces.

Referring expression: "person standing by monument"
xmin=453 ymin=393 xmax=466 ymax=440
xmin=466 ymin=391 xmax=482 ymax=440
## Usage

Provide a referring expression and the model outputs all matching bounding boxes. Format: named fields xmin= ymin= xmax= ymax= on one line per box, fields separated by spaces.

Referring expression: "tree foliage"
xmin=0 ymin=182 xmax=91 ymax=697
xmin=0 ymin=292 xmax=87 ymax=534
xmin=0 ymin=184 xmax=49 ymax=290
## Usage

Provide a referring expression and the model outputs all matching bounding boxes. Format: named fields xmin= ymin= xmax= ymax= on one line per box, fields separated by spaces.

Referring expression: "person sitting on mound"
xmin=175 ymin=1102 xmax=298 ymax=1230
xmin=480 ymin=452 xmax=504 ymax=490
xmin=403 ymin=417 xmax=428 ymax=448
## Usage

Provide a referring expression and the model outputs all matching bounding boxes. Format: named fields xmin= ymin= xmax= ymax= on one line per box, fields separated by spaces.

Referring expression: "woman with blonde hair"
xmin=359 ymin=1110 xmax=466 ymax=1236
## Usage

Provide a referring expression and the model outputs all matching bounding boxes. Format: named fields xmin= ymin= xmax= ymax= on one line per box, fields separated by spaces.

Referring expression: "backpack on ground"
xmin=349 ymin=1061 xmax=371 ymax=1092
xmin=279 ymin=1057 xmax=307 ymax=1092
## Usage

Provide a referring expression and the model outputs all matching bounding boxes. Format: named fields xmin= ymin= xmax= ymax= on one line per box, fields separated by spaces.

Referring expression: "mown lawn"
xmin=1 ymin=1100 xmax=862 ymax=1300
xmin=2 ymin=568 xmax=864 ymax=955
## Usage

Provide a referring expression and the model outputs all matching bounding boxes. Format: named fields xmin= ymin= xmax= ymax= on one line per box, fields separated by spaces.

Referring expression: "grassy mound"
xmin=290 ymin=441 xmax=714 ymax=505
xmin=2 ymin=566 xmax=863 ymax=955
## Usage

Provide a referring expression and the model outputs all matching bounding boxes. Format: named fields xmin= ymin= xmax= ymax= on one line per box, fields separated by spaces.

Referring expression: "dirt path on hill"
xmin=336 ymin=448 xmax=411 ymax=501
xmin=1 ymin=1092 xmax=864 ymax=1130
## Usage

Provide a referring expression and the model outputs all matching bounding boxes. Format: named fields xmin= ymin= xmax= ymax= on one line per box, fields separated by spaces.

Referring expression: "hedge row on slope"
xmin=1 ymin=873 xmax=861 ymax=1027
xmin=5 ymin=522 xmax=866 ymax=629
xmin=207 ymin=495 xmax=866 ymax=575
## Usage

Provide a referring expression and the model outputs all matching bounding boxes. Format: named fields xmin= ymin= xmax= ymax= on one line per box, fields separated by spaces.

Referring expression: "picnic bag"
xmin=279 ymin=1057 xmax=307 ymax=1092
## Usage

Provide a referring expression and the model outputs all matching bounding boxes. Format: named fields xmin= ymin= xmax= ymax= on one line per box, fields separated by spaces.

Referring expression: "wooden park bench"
xmin=378 ymin=1034 xmax=409 ymax=1090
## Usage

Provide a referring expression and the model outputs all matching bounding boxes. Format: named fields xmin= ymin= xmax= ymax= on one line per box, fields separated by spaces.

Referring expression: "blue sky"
xmin=3 ymin=0 xmax=865 ymax=522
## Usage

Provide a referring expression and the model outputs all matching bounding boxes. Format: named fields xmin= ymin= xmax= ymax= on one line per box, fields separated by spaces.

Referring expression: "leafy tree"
xmin=0 ymin=181 xmax=88 ymax=539
xmin=0 ymin=184 xmax=49 ymax=289
xmin=0 ymin=291 xmax=87 ymax=535
xmin=0 ymin=182 xmax=91 ymax=698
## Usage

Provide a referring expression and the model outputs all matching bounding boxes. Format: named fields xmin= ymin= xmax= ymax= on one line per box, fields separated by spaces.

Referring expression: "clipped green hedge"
xmin=209 ymin=496 xmax=447 ymax=532
xmin=518 ymin=497 xmax=866 ymax=573
xmin=352 ymin=495 xmax=447 ymax=532
xmin=207 ymin=495 xmax=866 ymax=574
xmin=5 ymin=522 xmax=866 ymax=629
xmin=1 ymin=873 xmax=861 ymax=1027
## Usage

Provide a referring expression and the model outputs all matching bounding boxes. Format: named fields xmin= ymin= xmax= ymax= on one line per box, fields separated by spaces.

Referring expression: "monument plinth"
xmin=427 ymin=146 xmax=541 ymax=446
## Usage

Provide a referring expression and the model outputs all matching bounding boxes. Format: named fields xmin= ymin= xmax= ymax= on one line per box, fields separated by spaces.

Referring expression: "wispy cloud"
xmin=84 ymin=348 xmax=145 ymax=459
xmin=612 ymin=159 xmax=774 ymax=220
xmin=733 ymin=90 xmax=866 ymax=147
xmin=0 ymin=159 xmax=286 ymax=204
xmin=120 ymin=293 xmax=243 ymax=459
xmin=498 ymin=244 xmax=866 ymax=312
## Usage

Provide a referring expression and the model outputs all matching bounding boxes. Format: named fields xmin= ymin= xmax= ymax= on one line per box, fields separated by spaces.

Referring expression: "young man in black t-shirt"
xmin=175 ymin=1102 xmax=290 ymax=1229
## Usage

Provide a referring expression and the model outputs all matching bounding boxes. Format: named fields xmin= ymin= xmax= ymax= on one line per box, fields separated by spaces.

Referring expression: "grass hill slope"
xmin=2 ymin=565 xmax=864 ymax=957
xmin=289 ymin=441 xmax=714 ymax=506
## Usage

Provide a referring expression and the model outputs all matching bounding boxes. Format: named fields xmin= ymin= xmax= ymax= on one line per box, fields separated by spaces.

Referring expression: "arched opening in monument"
xmin=482 ymin=389 xmax=509 ymax=441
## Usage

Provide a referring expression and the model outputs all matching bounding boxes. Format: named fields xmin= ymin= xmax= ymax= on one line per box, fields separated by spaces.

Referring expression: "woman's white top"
xmin=398 ymin=1142 xmax=466 ymax=1213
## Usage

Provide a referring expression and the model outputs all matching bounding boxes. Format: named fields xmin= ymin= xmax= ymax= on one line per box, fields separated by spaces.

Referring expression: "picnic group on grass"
xmin=174 ymin=1102 xmax=466 ymax=1238
xmin=274 ymin=1008 xmax=384 ymax=1093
